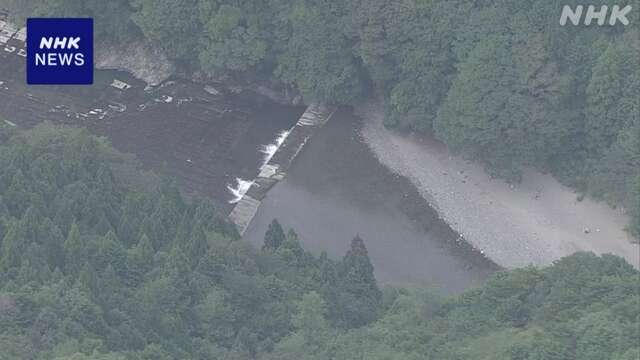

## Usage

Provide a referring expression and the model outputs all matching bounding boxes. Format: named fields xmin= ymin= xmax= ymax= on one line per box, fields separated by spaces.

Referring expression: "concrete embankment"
xmin=229 ymin=103 xmax=336 ymax=234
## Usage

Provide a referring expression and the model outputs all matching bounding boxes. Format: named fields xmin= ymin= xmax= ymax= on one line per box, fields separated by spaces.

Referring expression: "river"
xmin=0 ymin=44 xmax=302 ymax=213
xmin=1 ymin=40 xmax=498 ymax=292
xmin=244 ymin=108 xmax=499 ymax=292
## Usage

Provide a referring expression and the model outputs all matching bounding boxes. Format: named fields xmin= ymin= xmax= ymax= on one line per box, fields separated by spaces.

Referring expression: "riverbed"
xmin=359 ymin=102 xmax=639 ymax=269
xmin=1 ymin=43 xmax=498 ymax=292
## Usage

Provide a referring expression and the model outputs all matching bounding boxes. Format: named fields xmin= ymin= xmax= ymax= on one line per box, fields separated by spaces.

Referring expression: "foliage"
xmin=268 ymin=253 xmax=639 ymax=360
xmin=0 ymin=0 xmax=638 ymax=356
xmin=262 ymin=219 xmax=285 ymax=251
xmin=1 ymin=0 xmax=137 ymax=41
xmin=0 ymin=126 xmax=637 ymax=359
xmin=273 ymin=1 xmax=366 ymax=103
xmin=197 ymin=1 xmax=270 ymax=75
xmin=131 ymin=0 xmax=202 ymax=60
xmin=7 ymin=0 xmax=635 ymax=233
xmin=0 ymin=126 xmax=385 ymax=359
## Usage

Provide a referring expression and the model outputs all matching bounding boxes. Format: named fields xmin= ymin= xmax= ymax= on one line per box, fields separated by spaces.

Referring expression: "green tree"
xmin=338 ymin=235 xmax=381 ymax=327
xmin=0 ymin=219 xmax=28 ymax=271
xmin=275 ymin=2 xmax=365 ymax=104
xmin=132 ymin=0 xmax=202 ymax=60
xmin=586 ymin=45 xmax=626 ymax=154
xmin=292 ymin=291 xmax=329 ymax=346
xmin=184 ymin=224 xmax=208 ymax=265
xmin=268 ymin=291 xmax=332 ymax=360
xmin=198 ymin=2 xmax=270 ymax=75
xmin=39 ymin=218 xmax=65 ymax=271
xmin=630 ymin=177 xmax=640 ymax=237
xmin=382 ymin=0 xmax=466 ymax=130
xmin=63 ymin=223 xmax=85 ymax=276
xmin=263 ymin=219 xmax=285 ymax=251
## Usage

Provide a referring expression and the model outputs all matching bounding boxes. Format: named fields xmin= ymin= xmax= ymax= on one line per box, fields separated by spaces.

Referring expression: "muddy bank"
xmin=359 ymin=101 xmax=639 ymax=269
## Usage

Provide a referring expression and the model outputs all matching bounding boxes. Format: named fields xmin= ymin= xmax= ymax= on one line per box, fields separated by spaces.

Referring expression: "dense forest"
xmin=3 ymin=0 xmax=638 ymax=236
xmin=0 ymin=124 xmax=638 ymax=359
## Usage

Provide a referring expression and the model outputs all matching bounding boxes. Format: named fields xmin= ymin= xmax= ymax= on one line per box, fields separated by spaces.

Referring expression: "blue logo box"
xmin=27 ymin=18 xmax=93 ymax=85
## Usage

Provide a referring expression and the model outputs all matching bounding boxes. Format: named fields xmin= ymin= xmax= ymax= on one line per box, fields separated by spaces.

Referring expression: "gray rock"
xmin=95 ymin=41 xmax=175 ymax=86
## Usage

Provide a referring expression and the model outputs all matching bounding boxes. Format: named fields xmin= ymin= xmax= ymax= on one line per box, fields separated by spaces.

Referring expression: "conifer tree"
xmin=64 ymin=222 xmax=85 ymax=276
xmin=39 ymin=218 xmax=65 ymax=271
xmin=339 ymin=235 xmax=381 ymax=327
xmin=586 ymin=44 xmax=625 ymax=154
xmin=185 ymin=224 xmax=208 ymax=265
xmin=95 ymin=231 xmax=127 ymax=274
xmin=126 ymin=233 xmax=155 ymax=286
xmin=0 ymin=220 xmax=27 ymax=270
xmin=263 ymin=219 xmax=285 ymax=251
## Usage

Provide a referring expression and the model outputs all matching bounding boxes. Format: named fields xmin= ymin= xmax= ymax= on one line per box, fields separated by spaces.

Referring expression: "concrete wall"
xmin=228 ymin=103 xmax=336 ymax=235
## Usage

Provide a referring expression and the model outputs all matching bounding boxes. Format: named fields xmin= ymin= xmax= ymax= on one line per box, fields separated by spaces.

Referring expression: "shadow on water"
xmin=244 ymin=107 xmax=500 ymax=293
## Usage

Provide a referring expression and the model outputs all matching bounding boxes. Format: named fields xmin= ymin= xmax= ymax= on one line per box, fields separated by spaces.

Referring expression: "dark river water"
xmin=0 ymin=45 xmax=301 ymax=213
xmin=0 ymin=42 xmax=498 ymax=293
xmin=244 ymin=108 xmax=498 ymax=292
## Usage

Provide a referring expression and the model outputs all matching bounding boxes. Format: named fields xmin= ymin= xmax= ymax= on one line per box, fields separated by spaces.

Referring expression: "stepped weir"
xmin=228 ymin=103 xmax=336 ymax=235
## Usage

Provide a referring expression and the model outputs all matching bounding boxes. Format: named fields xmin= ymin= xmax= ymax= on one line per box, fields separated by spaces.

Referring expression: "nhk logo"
xmin=36 ymin=37 xmax=85 ymax=66
xmin=27 ymin=18 xmax=93 ymax=85
xmin=560 ymin=5 xmax=633 ymax=26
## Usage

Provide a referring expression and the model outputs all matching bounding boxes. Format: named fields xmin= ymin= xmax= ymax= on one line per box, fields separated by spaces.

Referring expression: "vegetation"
xmin=3 ymin=0 xmax=637 ymax=235
xmin=0 ymin=125 xmax=386 ymax=358
xmin=0 ymin=124 xmax=636 ymax=359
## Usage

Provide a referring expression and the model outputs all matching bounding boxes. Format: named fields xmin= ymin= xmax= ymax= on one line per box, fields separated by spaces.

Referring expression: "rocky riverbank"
xmin=96 ymin=41 xmax=302 ymax=106
xmin=95 ymin=41 xmax=174 ymax=86
xmin=358 ymin=101 xmax=639 ymax=269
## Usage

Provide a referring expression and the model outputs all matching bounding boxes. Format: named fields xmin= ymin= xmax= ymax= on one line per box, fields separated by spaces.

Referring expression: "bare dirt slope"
xmin=359 ymin=102 xmax=639 ymax=269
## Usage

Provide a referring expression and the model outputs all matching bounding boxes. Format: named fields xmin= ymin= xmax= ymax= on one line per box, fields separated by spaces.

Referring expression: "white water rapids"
xmin=227 ymin=129 xmax=291 ymax=204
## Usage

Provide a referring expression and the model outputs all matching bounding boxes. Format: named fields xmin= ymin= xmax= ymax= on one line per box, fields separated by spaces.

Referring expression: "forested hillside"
xmin=0 ymin=124 xmax=384 ymax=358
xmin=3 ymin=0 xmax=638 ymax=235
xmin=0 ymin=124 xmax=638 ymax=359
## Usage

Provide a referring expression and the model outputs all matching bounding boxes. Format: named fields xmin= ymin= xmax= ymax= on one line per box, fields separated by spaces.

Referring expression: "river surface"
xmin=0 ymin=42 xmax=302 ymax=213
xmin=244 ymin=108 xmax=499 ymax=292
xmin=0 ymin=39 xmax=498 ymax=292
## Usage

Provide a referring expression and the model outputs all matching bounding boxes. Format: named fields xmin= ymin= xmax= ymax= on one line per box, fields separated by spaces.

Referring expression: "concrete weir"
xmin=228 ymin=103 xmax=337 ymax=235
